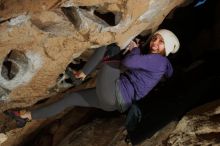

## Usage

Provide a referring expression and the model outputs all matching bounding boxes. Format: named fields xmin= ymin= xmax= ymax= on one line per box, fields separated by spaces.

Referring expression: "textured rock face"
xmin=0 ymin=0 xmax=186 ymax=110
xmin=167 ymin=100 xmax=220 ymax=146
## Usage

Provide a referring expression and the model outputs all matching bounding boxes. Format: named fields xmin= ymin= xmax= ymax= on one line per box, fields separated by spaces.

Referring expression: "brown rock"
xmin=167 ymin=100 xmax=220 ymax=146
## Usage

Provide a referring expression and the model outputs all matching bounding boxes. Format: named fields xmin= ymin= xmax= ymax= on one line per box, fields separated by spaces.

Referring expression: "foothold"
xmin=0 ymin=133 xmax=8 ymax=144
xmin=0 ymin=50 xmax=42 ymax=90
xmin=8 ymin=15 xmax=30 ymax=26
xmin=0 ymin=87 xmax=9 ymax=101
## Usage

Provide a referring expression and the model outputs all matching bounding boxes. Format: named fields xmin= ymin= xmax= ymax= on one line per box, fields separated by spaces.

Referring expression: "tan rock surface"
xmin=0 ymin=7 xmax=90 ymax=108
xmin=167 ymin=99 xmax=220 ymax=146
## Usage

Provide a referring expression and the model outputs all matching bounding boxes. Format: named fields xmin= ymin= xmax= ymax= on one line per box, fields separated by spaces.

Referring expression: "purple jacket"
xmin=119 ymin=47 xmax=173 ymax=107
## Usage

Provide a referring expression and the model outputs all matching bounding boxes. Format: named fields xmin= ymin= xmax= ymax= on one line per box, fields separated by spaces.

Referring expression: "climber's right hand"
xmin=73 ymin=70 xmax=86 ymax=81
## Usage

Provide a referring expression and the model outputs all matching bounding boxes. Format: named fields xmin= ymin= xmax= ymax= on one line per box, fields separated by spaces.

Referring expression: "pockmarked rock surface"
xmin=167 ymin=99 xmax=220 ymax=146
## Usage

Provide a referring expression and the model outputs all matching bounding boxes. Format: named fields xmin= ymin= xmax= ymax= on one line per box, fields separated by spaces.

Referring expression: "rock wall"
xmin=0 ymin=0 xmax=186 ymax=110
xmin=167 ymin=100 xmax=220 ymax=146
xmin=1 ymin=0 xmax=203 ymax=146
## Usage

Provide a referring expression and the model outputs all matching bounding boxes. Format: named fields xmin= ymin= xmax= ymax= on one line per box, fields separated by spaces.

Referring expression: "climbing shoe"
xmin=0 ymin=110 xmax=26 ymax=133
xmin=3 ymin=110 xmax=28 ymax=128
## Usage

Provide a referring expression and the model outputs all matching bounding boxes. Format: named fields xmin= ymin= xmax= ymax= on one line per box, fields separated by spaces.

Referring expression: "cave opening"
xmin=79 ymin=6 xmax=120 ymax=26
xmin=93 ymin=10 xmax=117 ymax=26
xmin=1 ymin=50 xmax=28 ymax=80
xmin=1 ymin=58 xmax=19 ymax=80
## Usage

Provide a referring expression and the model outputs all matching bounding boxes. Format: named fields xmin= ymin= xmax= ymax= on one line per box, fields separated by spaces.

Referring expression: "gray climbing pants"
xmin=31 ymin=46 xmax=122 ymax=119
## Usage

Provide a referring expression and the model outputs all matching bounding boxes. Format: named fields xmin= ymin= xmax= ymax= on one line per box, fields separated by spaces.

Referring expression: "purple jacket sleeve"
xmin=122 ymin=47 xmax=168 ymax=72
xmin=164 ymin=62 xmax=173 ymax=78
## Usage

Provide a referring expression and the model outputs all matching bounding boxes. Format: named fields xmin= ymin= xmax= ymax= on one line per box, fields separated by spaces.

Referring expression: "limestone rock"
xmin=0 ymin=133 xmax=7 ymax=144
xmin=167 ymin=100 xmax=220 ymax=146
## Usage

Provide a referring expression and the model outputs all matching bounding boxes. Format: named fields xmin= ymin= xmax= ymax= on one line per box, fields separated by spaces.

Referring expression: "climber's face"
xmin=149 ymin=34 xmax=165 ymax=56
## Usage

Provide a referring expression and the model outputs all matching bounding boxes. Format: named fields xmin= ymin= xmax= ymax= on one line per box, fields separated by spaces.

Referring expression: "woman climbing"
xmin=3 ymin=29 xmax=180 ymax=129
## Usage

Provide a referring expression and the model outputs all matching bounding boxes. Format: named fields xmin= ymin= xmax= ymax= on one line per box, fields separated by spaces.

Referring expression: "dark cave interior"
xmin=128 ymin=0 xmax=220 ymax=144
